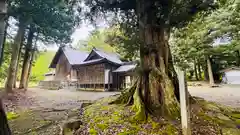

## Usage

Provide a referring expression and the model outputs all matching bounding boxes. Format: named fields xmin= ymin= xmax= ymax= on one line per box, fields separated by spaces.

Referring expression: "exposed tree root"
xmin=109 ymin=79 xmax=138 ymax=105
xmin=110 ymin=67 xmax=181 ymax=120
xmin=131 ymin=80 xmax=147 ymax=121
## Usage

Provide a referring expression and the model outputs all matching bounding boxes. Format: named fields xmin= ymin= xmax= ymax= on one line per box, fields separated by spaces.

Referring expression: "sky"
xmin=7 ymin=17 xmax=106 ymax=51
xmin=39 ymin=20 xmax=108 ymax=51
xmin=47 ymin=23 xmax=95 ymax=51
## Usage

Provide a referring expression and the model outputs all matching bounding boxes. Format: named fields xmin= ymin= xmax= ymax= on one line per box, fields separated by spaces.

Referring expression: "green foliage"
xmin=0 ymin=42 xmax=11 ymax=82
xmin=8 ymin=0 xmax=81 ymax=44
xmin=171 ymin=0 xmax=240 ymax=79
xmin=31 ymin=51 xmax=55 ymax=81
xmin=77 ymin=29 xmax=115 ymax=52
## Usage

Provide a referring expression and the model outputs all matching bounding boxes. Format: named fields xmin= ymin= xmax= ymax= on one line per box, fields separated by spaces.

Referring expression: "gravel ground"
xmin=188 ymin=85 xmax=240 ymax=108
xmin=25 ymin=88 xmax=119 ymax=110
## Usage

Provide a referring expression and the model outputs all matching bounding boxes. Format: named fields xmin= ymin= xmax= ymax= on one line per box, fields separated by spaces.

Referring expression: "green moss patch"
xmin=77 ymin=96 xmax=181 ymax=135
xmin=7 ymin=112 xmax=20 ymax=120
xmin=75 ymin=96 xmax=240 ymax=135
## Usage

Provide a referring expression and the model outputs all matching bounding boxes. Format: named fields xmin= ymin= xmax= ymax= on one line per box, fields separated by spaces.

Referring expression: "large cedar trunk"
xmin=19 ymin=26 xmax=35 ymax=89
xmin=5 ymin=21 xmax=26 ymax=92
xmin=111 ymin=0 xmax=180 ymax=119
xmin=207 ymin=57 xmax=215 ymax=86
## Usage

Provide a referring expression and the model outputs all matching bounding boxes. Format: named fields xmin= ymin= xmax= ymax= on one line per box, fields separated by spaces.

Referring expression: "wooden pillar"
xmin=177 ymin=69 xmax=191 ymax=135
xmin=116 ymin=73 xmax=118 ymax=90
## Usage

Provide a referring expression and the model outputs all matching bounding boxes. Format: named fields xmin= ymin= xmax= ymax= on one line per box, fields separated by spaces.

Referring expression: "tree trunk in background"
xmin=25 ymin=45 xmax=36 ymax=89
xmin=207 ymin=57 xmax=215 ymax=86
xmin=236 ymin=50 xmax=240 ymax=67
xmin=13 ymin=41 xmax=24 ymax=88
xmin=25 ymin=33 xmax=38 ymax=89
xmin=5 ymin=21 xmax=26 ymax=92
xmin=194 ymin=59 xmax=199 ymax=81
xmin=197 ymin=60 xmax=202 ymax=80
xmin=0 ymin=1 xmax=11 ymax=134
xmin=0 ymin=17 xmax=8 ymax=66
xmin=19 ymin=26 xmax=35 ymax=89
xmin=203 ymin=62 xmax=209 ymax=81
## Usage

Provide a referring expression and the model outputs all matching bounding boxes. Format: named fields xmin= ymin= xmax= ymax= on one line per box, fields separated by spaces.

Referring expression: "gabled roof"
xmin=84 ymin=48 xmax=122 ymax=65
xmin=113 ymin=64 xmax=136 ymax=73
xmin=49 ymin=47 xmax=88 ymax=68
xmin=64 ymin=47 xmax=88 ymax=65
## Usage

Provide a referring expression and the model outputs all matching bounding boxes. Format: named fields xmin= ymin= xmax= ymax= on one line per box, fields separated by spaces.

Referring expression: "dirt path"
xmin=25 ymin=88 xmax=119 ymax=110
xmin=189 ymin=85 xmax=240 ymax=108
xmin=1 ymin=88 xmax=119 ymax=135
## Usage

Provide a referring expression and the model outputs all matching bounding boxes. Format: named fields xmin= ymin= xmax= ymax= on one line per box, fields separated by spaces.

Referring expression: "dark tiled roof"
xmin=113 ymin=64 xmax=136 ymax=73
xmin=63 ymin=47 xmax=88 ymax=65
xmin=83 ymin=48 xmax=122 ymax=65
xmin=77 ymin=58 xmax=105 ymax=66
xmin=50 ymin=47 xmax=123 ymax=68
xmin=94 ymin=48 xmax=122 ymax=64
xmin=49 ymin=47 xmax=88 ymax=68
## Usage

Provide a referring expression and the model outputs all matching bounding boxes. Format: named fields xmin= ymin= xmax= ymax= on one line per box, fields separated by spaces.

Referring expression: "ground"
xmin=1 ymin=85 xmax=240 ymax=134
xmin=1 ymin=88 xmax=118 ymax=135
xmin=189 ymin=85 xmax=240 ymax=108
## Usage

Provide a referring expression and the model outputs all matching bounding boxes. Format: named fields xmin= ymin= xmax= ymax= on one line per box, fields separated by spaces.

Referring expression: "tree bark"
xmin=25 ymin=45 xmax=36 ymax=89
xmin=236 ymin=50 xmax=240 ymax=67
xmin=0 ymin=99 xmax=11 ymax=135
xmin=207 ymin=57 xmax=215 ymax=86
xmin=25 ymin=33 xmax=38 ymax=89
xmin=5 ymin=21 xmax=26 ymax=92
xmin=13 ymin=41 xmax=24 ymax=88
xmin=194 ymin=59 xmax=199 ymax=81
xmin=111 ymin=0 xmax=180 ymax=120
xmin=197 ymin=60 xmax=202 ymax=80
xmin=19 ymin=26 xmax=35 ymax=89
xmin=203 ymin=59 xmax=209 ymax=82
xmin=0 ymin=1 xmax=12 ymax=134
xmin=0 ymin=17 xmax=8 ymax=66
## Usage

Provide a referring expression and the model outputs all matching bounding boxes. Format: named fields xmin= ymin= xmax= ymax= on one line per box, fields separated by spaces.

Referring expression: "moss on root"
xmin=76 ymin=96 xmax=240 ymax=135
xmin=131 ymin=82 xmax=147 ymax=121
xmin=110 ymin=81 xmax=137 ymax=105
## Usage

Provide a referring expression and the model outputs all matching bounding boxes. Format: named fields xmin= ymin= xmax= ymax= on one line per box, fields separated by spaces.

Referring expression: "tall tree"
xmin=6 ymin=0 xmax=81 ymax=92
xmin=171 ymin=0 xmax=240 ymax=85
xmin=85 ymin=0 xmax=215 ymax=119
xmin=13 ymin=38 xmax=24 ymax=88
xmin=19 ymin=25 xmax=35 ymax=89
xmin=5 ymin=19 xmax=27 ymax=92
xmin=0 ymin=0 xmax=11 ymax=134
